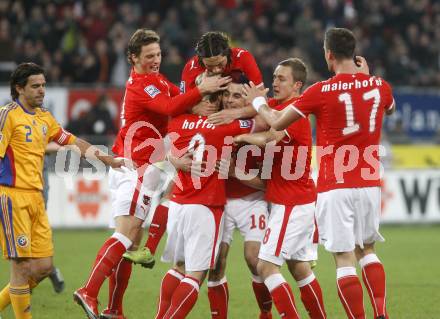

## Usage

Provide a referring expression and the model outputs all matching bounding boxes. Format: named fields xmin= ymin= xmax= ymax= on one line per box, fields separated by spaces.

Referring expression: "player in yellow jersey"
xmin=0 ymin=62 xmax=128 ymax=319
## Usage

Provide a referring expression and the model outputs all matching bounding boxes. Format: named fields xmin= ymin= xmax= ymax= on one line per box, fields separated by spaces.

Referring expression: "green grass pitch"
xmin=1 ymin=225 xmax=439 ymax=318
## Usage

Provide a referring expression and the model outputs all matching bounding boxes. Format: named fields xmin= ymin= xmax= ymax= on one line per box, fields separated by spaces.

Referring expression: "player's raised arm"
xmin=242 ymin=82 xmax=302 ymax=130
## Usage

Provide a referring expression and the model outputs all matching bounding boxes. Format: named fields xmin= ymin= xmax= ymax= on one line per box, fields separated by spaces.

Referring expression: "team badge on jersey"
xmin=239 ymin=120 xmax=252 ymax=128
xmin=16 ymin=235 xmax=29 ymax=248
xmin=41 ymin=125 xmax=48 ymax=136
xmin=144 ymin=85 xmax=161 ymax=98
xmin=180 ymin=81 xmax=186 ymax=93
xmin=143 ymin=194 xmax=151 ymax=207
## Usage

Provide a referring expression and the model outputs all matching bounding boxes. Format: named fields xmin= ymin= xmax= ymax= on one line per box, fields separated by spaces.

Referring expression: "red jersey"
xmin=180 ymin=47 xmax=263 ymax=93
xmin=290 ymin=73 xmax=395 ymax=192
xmin=112 ymin=69 xmax=202 ymax=166
xmin=265 ymin=98 xmax=316 ymax=205
xmin=168 ymin=114 xmax=254 ymax=206
xmin=226 ymin=153 xmax=262 ymax=199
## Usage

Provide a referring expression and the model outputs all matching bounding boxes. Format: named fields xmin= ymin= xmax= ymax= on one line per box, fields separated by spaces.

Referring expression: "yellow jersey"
xmin=0 ymin=101 xmax=76 ymax=191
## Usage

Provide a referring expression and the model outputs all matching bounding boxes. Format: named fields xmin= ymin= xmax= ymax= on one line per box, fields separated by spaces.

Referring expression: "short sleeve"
xmin=290 ymin=82 xmax=323 ymax=117
xmin=47 ymin=114 xmax=76 ymax=145
xmin=0 ymin=109 xmax=14 ymax=157
xmin=381 ymin=79 xmax=395 ymax=111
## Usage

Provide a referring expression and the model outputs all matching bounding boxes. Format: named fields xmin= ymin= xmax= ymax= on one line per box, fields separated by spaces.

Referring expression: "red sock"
xmin=252 ymin=277 xmax=272 ymax=317
xmin=337 ymin=267 xmax=365 ymax=319
xmin=146 ymin=204 xmax=169 ymax=254
xmin=107 ymin=258 xmax=132 ymax=313
xmin=163 ymin=276 xmax=199 ymax=319
xmin=208 ymin=278 xmax=229 ymax=318
xmin=360 ymin=255 xmax=388 ymax=318
xmin=85 ymin=234 xmax=131 ymax=298
xmin=297 ymin=274 xmax=326 ymax=319
xmin=265 ymin=274 xmax=300 ymax=319
xmin=155 ymin=269 xmax=185 ymax=319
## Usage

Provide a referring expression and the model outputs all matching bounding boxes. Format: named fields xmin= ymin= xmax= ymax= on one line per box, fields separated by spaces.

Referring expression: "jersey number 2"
xmin=24 ymin=125 xmax=32 ymax=142
xmin=339 ymin=88 xmax=381 ymax=135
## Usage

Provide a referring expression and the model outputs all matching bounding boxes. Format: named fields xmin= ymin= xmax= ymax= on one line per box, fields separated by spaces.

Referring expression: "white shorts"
xmin=316 ymin=187 xmax=384 ymax=252
xmin=161 ymin=201 xmax=224 ymax=272
xmin=222 ymin=192 xmax=268 ymax=245
xmin=108 ymin=163 xmax=172 ymax=228
xmin=259 ymin=202 xmax=316 ymax=266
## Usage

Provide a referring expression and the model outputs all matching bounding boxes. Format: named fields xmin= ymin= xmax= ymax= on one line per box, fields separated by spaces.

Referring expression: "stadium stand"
xmin=0 ymin=0 xmax=439 ymax=87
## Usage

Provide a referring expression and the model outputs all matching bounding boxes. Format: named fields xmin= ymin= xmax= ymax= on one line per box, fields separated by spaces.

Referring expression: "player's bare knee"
xmin=355 ymin=243 xmax=376 ymax=260
xmin=333 ymin=251 xmax=357 ymax=268
xmin=244 ymin=252 xmax=259 ymax=275
xmin=256 ymin=259 xmax=278 ymax=280
xmin=287 ymin=260 xmax=312 ymax=282
xmin=115 ymin=215 xmax=143 ymax=242
xmin=187 ymin=270 xmax=207 ymax=284
xmin=37 ymin=264 xmax=53 ymax=280
xmin=208 ymin=268 xmax=222 ymax=282
xmin=31 ymin=257 xmax=54 ymax=281
xmin=174 ymin=262 xmax=185 ymax=274
xmin=244 ymin=241 xmax=260 ymax=274
xmin=11 ymin=258 xmax=32 ymax=283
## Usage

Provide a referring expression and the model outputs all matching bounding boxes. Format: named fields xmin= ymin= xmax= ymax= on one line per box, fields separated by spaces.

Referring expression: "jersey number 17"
xmin=339 ymin=88 xmax=380 ymax=136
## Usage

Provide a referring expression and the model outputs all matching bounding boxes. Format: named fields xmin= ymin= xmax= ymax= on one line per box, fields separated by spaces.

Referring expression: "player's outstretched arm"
xmin=234 ymin=128 xmax=285 ymax=148
xmin=234 ymin=131 xmax=273 ymax=148
xmin=216 ymin=158 xmax=266 ymax=191
xmin=242 ymin=82 xmax=301 ymax=130
xmin=143 ymin=75 xmax=231 ymax=117
xmin=73 ymin=138 xmax=133 ymax=170
xmin=207 ymin=106 xmax=257 ymax=125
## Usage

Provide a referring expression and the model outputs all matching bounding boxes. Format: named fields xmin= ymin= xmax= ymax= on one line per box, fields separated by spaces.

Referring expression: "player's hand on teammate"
xmin=242 ymin=81 xmax=269 ymax=104
xmin=355 ymin=56 xmax=369 ymax=75
xmin=233 ymin=134 xmax=246 ymax=145
xmin=207 ymin=108 xmax=238 ymax=125
xmin=191 ymin=99 xmax=219 ymax=116
xmin=197 ymin=72 xmax=231 ymax=95
xmin=168 ymin=151 xmax=206 ymax=177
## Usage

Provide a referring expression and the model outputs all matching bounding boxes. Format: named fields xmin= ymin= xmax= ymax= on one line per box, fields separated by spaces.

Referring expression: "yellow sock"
xmin=9 ymin=285 xmax=32 ymax=319
xmin=0 ymin=284 xmax=10 ymax=311
xmin=0 ymin=279 xmax=38 ymax=311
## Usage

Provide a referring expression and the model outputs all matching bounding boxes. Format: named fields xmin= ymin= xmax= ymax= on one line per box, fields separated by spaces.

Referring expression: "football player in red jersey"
xmin=244 ymin=28 xmax=394 ymax=319
xmin=206 ymin=79 xmax=273 ymax=319
xmin=154 ymin=90 xmax=264 ymax=319
xmin=73 ymin=29 xmax=230 ymax=319
xmin=181 ymin=31 xmax=264 ymax=124
xmin=125 ymin=31 xmax=265 ymax=271
xmin=235 ymin=58 xmax=327 ymax=319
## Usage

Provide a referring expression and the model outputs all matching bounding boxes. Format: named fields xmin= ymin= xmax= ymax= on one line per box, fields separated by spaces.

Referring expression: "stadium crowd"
xmin=0 ymin=0 xmax=439 ymax=87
